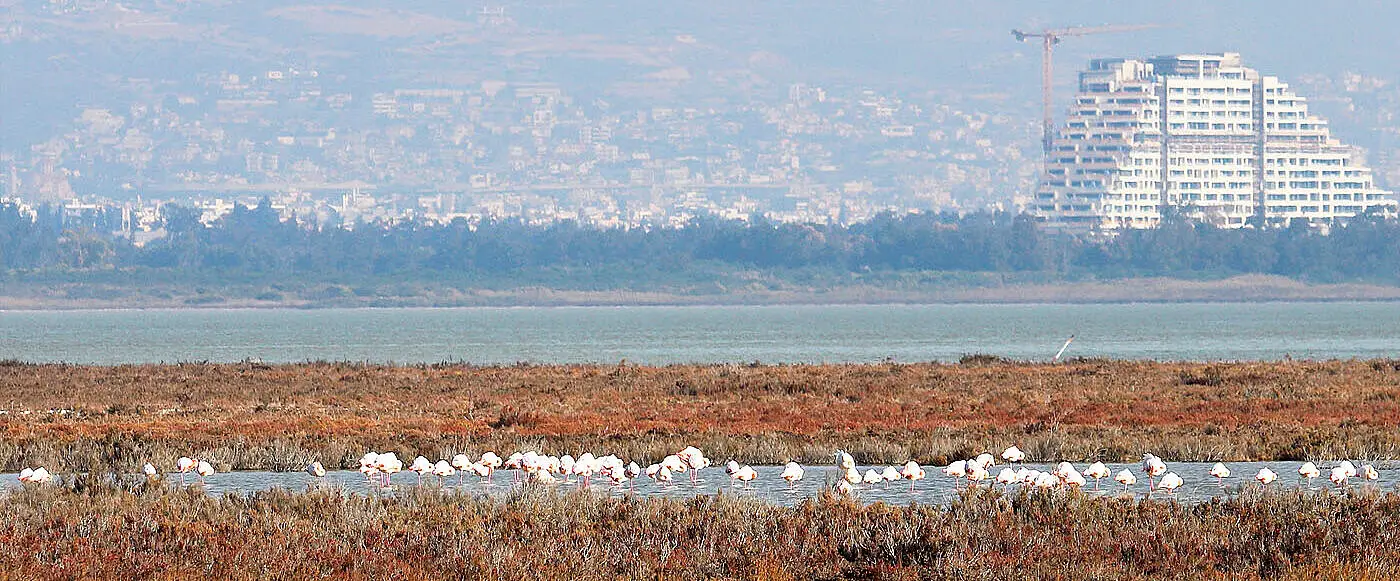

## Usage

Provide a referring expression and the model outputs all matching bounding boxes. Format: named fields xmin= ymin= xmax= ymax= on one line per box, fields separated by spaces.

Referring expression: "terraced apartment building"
xmin=1033 ymin=53 xmax=1396 ymax=231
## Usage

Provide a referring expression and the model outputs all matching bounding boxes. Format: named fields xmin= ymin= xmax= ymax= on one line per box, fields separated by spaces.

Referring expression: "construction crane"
xmin=1012 ymin=24 xmax=1161 ymax=153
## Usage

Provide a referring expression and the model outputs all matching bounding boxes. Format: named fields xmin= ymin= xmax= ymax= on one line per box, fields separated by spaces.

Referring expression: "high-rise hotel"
xmin=1033 ymin=53 xmax=1396 ymax=231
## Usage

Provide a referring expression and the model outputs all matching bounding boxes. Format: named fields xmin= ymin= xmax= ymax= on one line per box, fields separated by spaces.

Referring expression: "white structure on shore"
xmin=1033 ymin=53 xmax=1396 ymax=231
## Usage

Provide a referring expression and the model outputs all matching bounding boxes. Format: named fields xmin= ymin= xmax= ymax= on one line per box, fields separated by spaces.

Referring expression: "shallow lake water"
xmin=4 ymin=302 xmax=1399 ymax=364
xmin=7 ymin=462 xmax=1396 ymax=506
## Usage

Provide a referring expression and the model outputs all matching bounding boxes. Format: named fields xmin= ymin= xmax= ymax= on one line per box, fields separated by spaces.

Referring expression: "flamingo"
xmin=195 ymin=460 xmax=215 ymax=485
xmin=1033 ymin=472 xmax=1059 ymax=490
xmin=1114 ymin=469 xmax=1137 ymax=491
xmin=142 ymin=463 xmax=158 ymax=479
xmin=306 ymin=461 xmax=326 ymax=479
xmin=780 ymin=462 xmax=805 ymax=489
xmin=1337 ymin=461 xmax=1357 ymax=479
xmin=1209 ymin=463 xmax=1230 ymax=486
xmin=1361 ymin=464 xmax=1379 ymax=483
xmin=1060 ymin=466 xmax=1086 ymax=489
xmin=660 ymin=455 xmax=687 ymax=484
xmin=966 ymin=461 xmax=990 ymax=487
xmin=409 ymin=456 xmax=434 ymax=485
xmin=1156 ymin=472 xmax=1184 ymax=495
xmin=451 ymin=454 xmax=472 ymax=485
xmin=943 ymin=460 xmax=968 ymax=483
xmin=1084 ymin=462 xmax=1110 ymax=490
xmin=835 ymin=479 xmax=854 ymax=495
xmin=359 ymin=454 xmax=381 ymax=487
xmin=376 ymin=453 xmax=402 ymax=487
xmin=19 ymin=467 xmax=51 ymax=484
xmin=842 ymin=466 xmax=862 ymax=487
xmin=1142 ymin=454 xmax=1167 ymax=489
xmin=996 ymin=467 xmax=1018 ymax=487
xmin=1255 ymin=467 xmax=1278 ymax=487
xmin=862 ymin=469 xmax=883 ymax=485
xmin=608 ymin=464 xmax=629 ymax=487
xmin=1021 ymin=469 xmax=1042 ymax=486
xmin=433 ymin=460 xmax=455 ymax=485
xmin=678 ymin=447 xmax=710 ymax=484
xmin=881 ymin=466 xmax=902 ymax=482
xmin=559 ymin=455 xmax=576 ymax=482
xmin=1329 ymin=465 xmax=1350 ymax=488
xmin=974 ymin=453 xmax=996 ymax=471
xmin=177 ymin=456 xmax=196 ymax=486
xmin=469 ymin=462 xmax=491 ymax=481
xmin=478 ymin=452 xmax=503 ymax=483
xmin=733 ymin=466 xmax=757 ymax=488
xmin=656 ymin=466 xmax=673 ymax=484
xmin=1298 ymin=462 xmax=1320 ymax=487
xmin=835 ymin=450 xmax=855 ymax=471
xmin=1001 ymin=446 xmax=1026 ymax=464
xmin=900 ymin=461 xmax=925 ymax=492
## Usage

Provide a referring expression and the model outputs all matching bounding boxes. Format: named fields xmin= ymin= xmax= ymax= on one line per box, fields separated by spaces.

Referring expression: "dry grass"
xmin=1 ymin=478 xmax=1398 ymax=580
xmin=3 ymin=359 xmax=1399 ymax=472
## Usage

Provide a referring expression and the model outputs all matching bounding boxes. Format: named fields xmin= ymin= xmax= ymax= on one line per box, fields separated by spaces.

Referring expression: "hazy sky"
xmin=3 ymin=0 xmax=1398 ymax=147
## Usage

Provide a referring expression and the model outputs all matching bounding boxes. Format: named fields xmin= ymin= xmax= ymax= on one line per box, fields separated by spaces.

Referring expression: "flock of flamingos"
xmin=13 ymin=445 xmax=1386 ymax=497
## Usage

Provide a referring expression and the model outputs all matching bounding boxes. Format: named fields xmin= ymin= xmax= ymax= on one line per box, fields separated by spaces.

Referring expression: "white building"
xmin=1034 ymin=53 xmax=1396 ymax=231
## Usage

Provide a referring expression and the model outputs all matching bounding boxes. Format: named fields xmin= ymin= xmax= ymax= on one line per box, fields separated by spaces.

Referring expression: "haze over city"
xmin=3 ymin=0 xmax=1399 ymax=232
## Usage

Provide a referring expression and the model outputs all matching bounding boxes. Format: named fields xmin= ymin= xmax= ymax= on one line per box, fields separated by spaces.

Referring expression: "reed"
xmin=2 ymin=359 xmax=1398 ymax=471
xmin=1 ymin=478 xmax=1398 ymax=580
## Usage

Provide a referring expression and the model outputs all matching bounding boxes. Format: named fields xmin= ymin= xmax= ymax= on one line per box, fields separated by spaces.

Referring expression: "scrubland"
xmin=3 ymin=359 xmax=1399 ymax=472
xmin=1 ymin=477 xmax=1399 ymax=580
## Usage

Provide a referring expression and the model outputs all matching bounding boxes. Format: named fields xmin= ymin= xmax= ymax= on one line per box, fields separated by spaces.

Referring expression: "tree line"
xmin=3 ymin=200 xmax=1400 ymax=285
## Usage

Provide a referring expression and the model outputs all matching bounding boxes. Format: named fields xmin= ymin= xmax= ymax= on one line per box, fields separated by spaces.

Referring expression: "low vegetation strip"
xmin=2 ymin=359 xmax=1399 ymax=472
xmin=2 ymin=480 xmax=1399 ymax=580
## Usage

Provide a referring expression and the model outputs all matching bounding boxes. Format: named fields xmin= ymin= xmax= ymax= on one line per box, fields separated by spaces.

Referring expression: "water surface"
xmin=3 ymin=302 xmax=1398 ymax=364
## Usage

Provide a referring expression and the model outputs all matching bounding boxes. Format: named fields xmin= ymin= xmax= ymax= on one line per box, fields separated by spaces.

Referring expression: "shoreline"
xmin=3 ymin=274 xmax=1400 ymax=310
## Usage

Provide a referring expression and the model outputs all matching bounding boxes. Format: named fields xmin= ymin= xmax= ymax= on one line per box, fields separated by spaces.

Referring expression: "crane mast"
xmin=1012 ymin=24 xmax=1160 ymax=153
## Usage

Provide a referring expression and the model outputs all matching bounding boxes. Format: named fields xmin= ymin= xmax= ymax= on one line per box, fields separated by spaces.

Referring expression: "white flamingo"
xmin=881 ymin=466 xmax=902 ymax=482
xmin=478 ymin=452 xmax=502 ymax=483
xmin=862 ymin=469 xmax=883 ymax=485
xmin=733 ymin=466 xmax=757 ymax=487
xmin=1142 ymin=454 xmax=1167 ymax=489
xmin=433 ymin=460 xmax=455 ymax=485
xmin=451 ymin=454 xmax=472 ymax=485
xmin=1001 ymin=446 xmax=1026 ymax=464
xmin=1209 ymin=463 xmax=1230 ymax=486
xmin=1084 ymin=462 xmax=1110 ymax=490
xmin=1156 ymin=472 xmax=1184 ymax=495
xmin=195 ymin=460 xmax=215 ymax=485
xmin=943 ymin=460 xmax=968 ymax=484
xmin=678 ymin=447 xmax=710 ymax=484
xmin=780 ymin=462 xmax=805 ymax=489
xmin=842 ymin=466 xmax=862 ymax=486
xmin=1114 ymin=469 xmax=1137 ymax=491
xmin=142 ymin=463 xmax=158 ymax=479
xmin=409 ymin=456 xmax=434 ymax=485
xmin=1361 ymin=464 xmax=1379 ymax=483
xmin=1329 ymin=465 xmax=1350 ymax=488
xmin=1298 ymin=462 xmax=1320 ymax=487
xmin=1255 ymin=467 xmax=1278 ymax=487
xmin=996 ymin=467 xmax=1018 ymax=487
xmin=900 ymin=461 xmax=925 ymax=492
xmin=306 ymin=461 xmax=326 ymax=479
xmin=177 ymin=456 xmax=196 ymax=486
